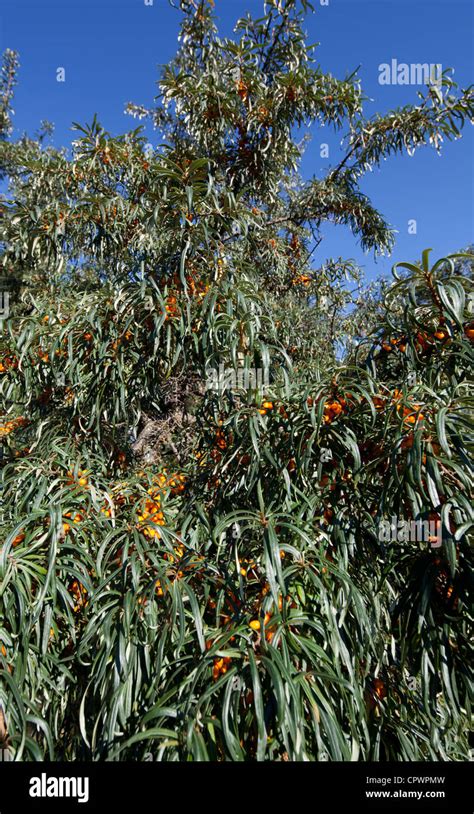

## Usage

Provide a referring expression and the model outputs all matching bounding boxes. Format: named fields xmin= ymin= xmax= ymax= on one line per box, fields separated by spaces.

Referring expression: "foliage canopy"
xmin=0 ymin=0 xmax=473 ymax=761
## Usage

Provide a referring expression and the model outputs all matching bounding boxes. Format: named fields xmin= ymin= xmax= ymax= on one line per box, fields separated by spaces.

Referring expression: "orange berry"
xmin=12 ymin=531 xmax=25 ymax=547
xmin=373 ymin=678 xmax=387 ymax=700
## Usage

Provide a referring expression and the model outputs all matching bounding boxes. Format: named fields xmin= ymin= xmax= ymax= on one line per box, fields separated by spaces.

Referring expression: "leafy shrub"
xmin=0 ymin=0 xmax=472 ymax=761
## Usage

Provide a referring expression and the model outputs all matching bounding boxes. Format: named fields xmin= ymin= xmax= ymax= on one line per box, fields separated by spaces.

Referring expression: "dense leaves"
xmin=0 ymin=0 xmax=473 ymax=761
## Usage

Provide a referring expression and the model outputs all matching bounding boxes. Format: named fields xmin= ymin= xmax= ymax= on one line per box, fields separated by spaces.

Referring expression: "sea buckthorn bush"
xmin=0 ymin=1 xmax=473 ymax=761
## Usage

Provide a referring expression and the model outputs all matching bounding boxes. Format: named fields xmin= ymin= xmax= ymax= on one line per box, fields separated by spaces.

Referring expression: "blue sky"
xmin=1 ymin=0 xmax=472 ymax=281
